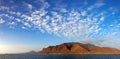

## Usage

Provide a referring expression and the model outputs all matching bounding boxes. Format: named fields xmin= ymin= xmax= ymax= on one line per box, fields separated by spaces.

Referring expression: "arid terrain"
xmin=38 ymin=42 xmax=120 ymax=54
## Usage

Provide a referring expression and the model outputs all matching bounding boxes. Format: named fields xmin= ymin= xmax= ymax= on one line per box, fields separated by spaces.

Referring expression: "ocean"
xmin=0 ymin=54 xmax=120 ymax=59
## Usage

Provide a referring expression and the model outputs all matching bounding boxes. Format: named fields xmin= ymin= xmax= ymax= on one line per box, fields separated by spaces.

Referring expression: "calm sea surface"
xmin=0 ymin=54 xmax=120 ymax=59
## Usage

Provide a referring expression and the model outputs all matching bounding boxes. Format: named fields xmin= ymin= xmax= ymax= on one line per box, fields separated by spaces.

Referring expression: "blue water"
xmin=0 ymin=54 xmax=120 ymax=59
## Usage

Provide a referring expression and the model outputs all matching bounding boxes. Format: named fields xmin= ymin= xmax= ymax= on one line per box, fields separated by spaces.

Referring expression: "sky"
xmin=0 ymin=0 xmax=120 ymax=54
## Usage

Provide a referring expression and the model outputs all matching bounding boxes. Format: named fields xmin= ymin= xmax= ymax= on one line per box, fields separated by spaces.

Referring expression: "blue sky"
xmin=0 ymin=0 xmax=120 ymax=54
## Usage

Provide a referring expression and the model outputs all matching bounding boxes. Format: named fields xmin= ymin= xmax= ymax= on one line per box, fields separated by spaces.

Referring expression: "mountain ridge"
xmin=38 ymin=42 xmax=120 ymax=54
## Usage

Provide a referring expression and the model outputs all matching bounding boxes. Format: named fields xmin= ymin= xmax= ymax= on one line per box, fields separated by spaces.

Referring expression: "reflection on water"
xmin=0 ymin=54 xmax=120 ymax=59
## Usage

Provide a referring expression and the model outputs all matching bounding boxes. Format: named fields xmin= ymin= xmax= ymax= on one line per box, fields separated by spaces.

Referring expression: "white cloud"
xmin=27 ymin=4 xmax=32 ymax=9
xmin=22 ymin=2 xmax=33 ymax=10
xmin=94 ymin=2 xmax=104 ymax=8
xmin=0 ymin=0 xmax=119 ymax=44
xmin=0 ymin=19 xmax=5 ymax=24
xmin=81 ymin=11 xmax=87 ymax=16
xmin=0 ymin=6 xmax=9 ymax=10
xmin=23 ymin=22 xmax=31 ymax=28
xmin=100 ymin=16 xmax=104 ymax=21
xmin=4 ymin=7 xmax=107 ymax=40
xmin=21 ymin=26 xmax=26 ymax=29
xmin=87 ymin=1 xmax=104 ymax=10
xmin=7 ymin=22 xmax=16 ymax=29
xmin=60 ymin=8 xmax=67 ymax=13
xmin=0 ymin=0 xmax=120 ymax=50
xmin=8 ymin=22 xmax=15 ymax=25
xmin=95 ymin=38 xmax=120 ymax=49
xmin=80 ymin=38 xmax=92 ymax=44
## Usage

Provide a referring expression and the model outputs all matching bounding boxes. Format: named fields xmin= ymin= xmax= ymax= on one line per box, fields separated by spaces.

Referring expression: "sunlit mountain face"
xmin=0 ymin=0 xmax=120 ymax=54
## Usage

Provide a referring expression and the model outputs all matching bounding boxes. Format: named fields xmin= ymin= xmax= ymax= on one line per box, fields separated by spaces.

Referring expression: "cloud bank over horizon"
xmin=0 ymin=0 xmax=120 ymax=49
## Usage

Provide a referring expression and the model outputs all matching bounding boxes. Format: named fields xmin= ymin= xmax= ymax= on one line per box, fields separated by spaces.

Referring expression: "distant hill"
xmin=38 ymin=42 xmax=120 ymax=54
xmin=21 ymin=51 xmax=36 ymax=54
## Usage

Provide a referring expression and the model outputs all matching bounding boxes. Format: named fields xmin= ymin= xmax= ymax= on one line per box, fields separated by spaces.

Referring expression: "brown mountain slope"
xmin=38 ymin=42 xmax=120 ymax=54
